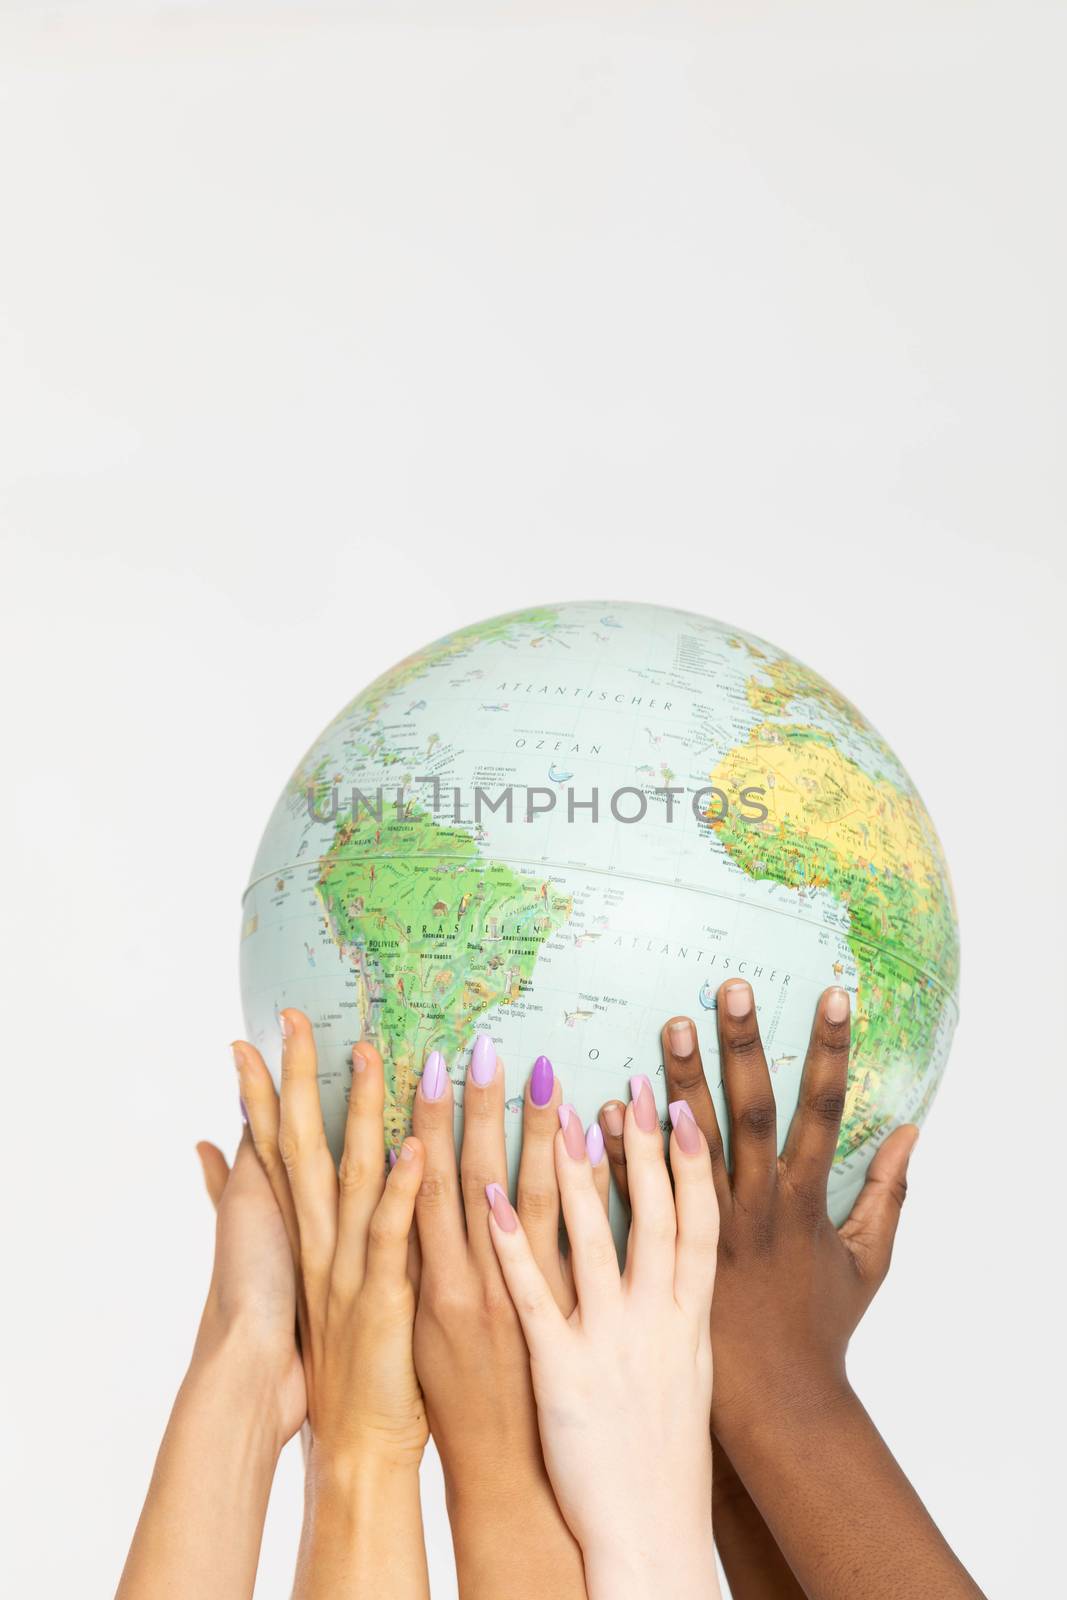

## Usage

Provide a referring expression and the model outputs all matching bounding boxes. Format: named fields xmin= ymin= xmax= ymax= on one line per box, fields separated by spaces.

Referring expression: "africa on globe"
xmin=240 ymin=602 xmax=959 ymax=1230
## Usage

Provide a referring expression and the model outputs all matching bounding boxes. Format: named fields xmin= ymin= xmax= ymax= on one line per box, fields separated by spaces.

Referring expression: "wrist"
xmin=185 ymin=1319 xmax=291 ymax=1458
xmin=714 ymin=1363 xmax=854 ymax=1453
xmin=582 ymin=1529 xmax=719 ymax=1600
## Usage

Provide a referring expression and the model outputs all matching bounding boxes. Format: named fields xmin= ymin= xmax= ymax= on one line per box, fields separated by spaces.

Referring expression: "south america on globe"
xmin=240 ymin=602 xmax=959 ymax=1231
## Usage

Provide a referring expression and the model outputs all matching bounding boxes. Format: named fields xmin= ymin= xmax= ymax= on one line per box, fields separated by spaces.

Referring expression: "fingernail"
xmin=471 ymin=1034 xmax=497 ymax=1086
xmin=558 ymin=1103 xmax=587 ymax=1160
xmin=669 ymin=1100 xmax=701 ymax=1155
xmin=724 ymin=983 xmax=751 ymax=1018
xmin=485 ymin=1181 xmax=517 ymax=1233
xmin=669 ymin=1018 xmax=696 ymax=1057
xmin=352 ymin=1044 xmax=367 ymax=1073
xmin=629 ymin=1075 xmax=658 ymax=1133
xmin=388 ymin=1147 xmax=398 ymax=1169
xmin=531 ymin=1054 xmax=554 ymax=1107
xmin=825 ymin=987 xmax=850 ymax=1024
xmin=239 ymin=1095 xmax=249 ymax=1125
xmin=421 ymin=1050 xmax=447 ymax=1102
xmin=399 ymin=1140 xmax=416 ymax=1162
xmin=601 ymin=1102 xmax=625 ymax=1138
xmin=278 ymin=1011 xmax=293 ymax=1039
xmin=586 ymin=1122 xmax=605 ymax=1166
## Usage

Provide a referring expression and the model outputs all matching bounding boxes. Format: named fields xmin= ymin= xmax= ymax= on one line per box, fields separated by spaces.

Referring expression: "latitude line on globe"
xmin=242 ymin=855 xmax=960 ymax=1009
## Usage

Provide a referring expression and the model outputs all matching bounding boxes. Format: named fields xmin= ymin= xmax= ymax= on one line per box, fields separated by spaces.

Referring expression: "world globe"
xmin=241 ymin=601 xmax=959 ymax=1230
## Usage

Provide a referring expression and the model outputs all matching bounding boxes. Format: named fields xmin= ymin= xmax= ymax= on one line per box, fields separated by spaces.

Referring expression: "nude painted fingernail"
xmin=558 ymin=1103 xmax=587 ymax=1160
xmin=421 ymin=1050 xmax=447 ymax=1102
xmin=629 ymin=1075 xmax=658 ymax=1133
xmin=485 ymin=1181 xmax=517 ymax=1232
xmin=586 ymin=1122 xmax=605 ymax=1166
xmin=602 ymin=1102 xmax=625 ymax=1138
xmin=531 ymin=1054 xmax=554 ymax=1107
xmin=471 ymin=1034 xmax=497 ymax=1086
xmin=669 ymin=1100 xmax=701 ymax=1155
xmin=825 ymin=987 xmax=850 ymax=1024
xmin=669 ymin=1018 xmax=696 ymax=1057
xmin=724 ymin=983 xmax=751 ymax=1018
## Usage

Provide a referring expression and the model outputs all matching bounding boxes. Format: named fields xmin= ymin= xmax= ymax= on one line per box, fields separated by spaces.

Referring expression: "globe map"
xmin=240 ymin=602 xmax=959 ymax=1229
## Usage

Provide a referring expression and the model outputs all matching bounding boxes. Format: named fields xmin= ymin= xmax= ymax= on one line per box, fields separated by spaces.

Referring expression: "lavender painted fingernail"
xmin=421 ymin=1050 xmax=448 ymax=1102
xmin=388 ymin=1148 xmax=399 ymax=1169
xmin=239 ymin=1096 xmax=249 ymax=1125
xmin=471 ymin=1034 xmax=497 ymax=1086
xmin=531 ymin=1054 xmax=554 ymax=1107
xmin=586 ymin=1122 xmax=605 ymax=1166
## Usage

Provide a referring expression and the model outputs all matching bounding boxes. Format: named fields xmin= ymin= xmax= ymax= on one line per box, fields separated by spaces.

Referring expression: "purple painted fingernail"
xmin=239 ymin=1096 xmax=249 ymax=1125
xmin=586 ymin=1122 xmax=605 ymax=1166
xmin=471 ymin=1034 xmax=497 ymax=1086
xmin=421 ymin=1050 xmax=447 ymax=1102
xmin=531 ymin=1054 xmax=554 ymax=1107
xmin=388 ymin=1147 xmax=399 ymax=1169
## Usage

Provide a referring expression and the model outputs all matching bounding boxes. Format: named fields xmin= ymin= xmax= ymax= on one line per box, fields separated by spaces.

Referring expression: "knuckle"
xmin=727 ymin=1025 xmax=763 ymax=1058
xmin=277 ymin=1132 xmax=301 ymax=1171
xmin=737 ymin=1101 xmax=777 ymax=1141
xmin=804 ymin=1090 xmax=846 ymax=1128
xmin=416 ymin=1172 xmax=451 ymax=1207
xmin=338 ymin=1153 xmax=376 ymax=1196
xmin=516 ymin=1184 xmax=558 ymax=1223
xmin=667 ymin=1062 xmax=709 ymax=1097
xmin=368 ymin=1213 xmax=402 ymax=1252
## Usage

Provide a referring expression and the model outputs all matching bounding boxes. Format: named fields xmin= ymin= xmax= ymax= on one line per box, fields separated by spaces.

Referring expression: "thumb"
xmin=838 ymin=1124 xmax=919 ymax=1281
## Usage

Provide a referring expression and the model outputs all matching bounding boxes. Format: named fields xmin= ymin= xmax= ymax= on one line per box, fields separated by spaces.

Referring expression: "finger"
xmin=485 ymin=1184 xmax=569 ymax=1361
xmin=277 ymin=1010 xmax=338 ymax=1290
xmin=839 ymin=1124 xmax=919 ymax=1282
xmin=333 ymin=1042 xmax=388 ymax=1296
xmin=516 ymin=1055 xmax=570 ymax=1306
xmin=598 ymin=1101 xmax=630 ymax=1209
xmin=412 ymin=1048 xmax=467 ymax=1285
xmin=668 ymin=1103 xmax=719 ymax=1316
xmin=780 ymin=988 xmax=851 ymax=1204
xmin=196 ymin=1141 xmax=230 ymax=1211
xmin=459 ymin=1036 xmax=508 ymax=1280
xmin=622 ymin=1075 xmax=676 ymax=1294
xmin=717 ymin=981 xmax=779 ymax=1211
xmin=555 ymin=1107 xmax=621 ymax=1318
xmin=233 ymin=1040 xmax=302 ymax=1262
xmin=363 ymin=1137 xmax=425 ymax=1295
xmin=586 ymin=1121 xmax=611 ymax=1216
xmin=660 ymin=1016 xmax=730 ymax=1213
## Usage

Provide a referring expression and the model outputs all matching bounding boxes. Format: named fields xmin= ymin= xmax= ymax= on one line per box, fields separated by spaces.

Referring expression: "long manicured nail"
xmin=558 ymin=1103 xmax=587 ymax=1160
xmin=471 ymin=1034 xmax=497 ymax=1086
xmin=724 ymin=982 xmax=751 ymax=1018
xmin=388 ymin=1147 xmax=399 ymax=1169
xmin=239 ymin=1095 xmax=249 ymax=1125
xmin=586 ymin=1122 xmax=605 ymax=1166
xmin=629 ymin=1074 xmax=658 ymax=1133
xmin=668 ymin=1018 xmax=696 ymax=1057
xmin=530 ymin=1054 xmax=554 ymax=1107
xmin=824 ymin=987 xmax=850 ymax=1024
xmin=421 ymin=1050 xmax=448 ymax=1102
xmin=669 ymin=1100 xmax=701 ymax=1155
xmin=278 ymin=1010 xmax=293 ymax=1039
xmin=601 ymin=1102 xmax=625 ymax=1138
xmin=485 ymin=1181 xmax=517 ymax=1233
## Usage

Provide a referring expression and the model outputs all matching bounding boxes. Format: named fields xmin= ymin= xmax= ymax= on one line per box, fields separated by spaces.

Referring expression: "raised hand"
xmin=411 ymin=1039 xmax=605 ymax=1599
xmin=485 ymin=1072 xmax=722 ymax=1600
xmin=236 ymin=1012 xmax=430 ymax=1600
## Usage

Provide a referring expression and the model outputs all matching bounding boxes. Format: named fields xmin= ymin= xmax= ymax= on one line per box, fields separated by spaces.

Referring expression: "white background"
xmin=2 ymin=4 xmax=1064 ymax=1595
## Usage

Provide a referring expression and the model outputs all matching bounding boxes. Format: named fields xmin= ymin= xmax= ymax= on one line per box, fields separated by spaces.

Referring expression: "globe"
xmin=241 ymin=601 xmax=959 ymax=1230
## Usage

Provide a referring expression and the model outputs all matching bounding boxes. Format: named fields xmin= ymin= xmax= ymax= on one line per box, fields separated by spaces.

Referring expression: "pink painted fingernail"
xmin=586 ymin=1122 xmax=605 ymax=1166
xmin=558 ymin=1103 xmax=587 ymax=1160
xmin=629 ymin=1074 xmax=658 ymax=1133
xmin=421 ymin=1050 xmax=448 ymax=1102
xmin=485 ymin=1181 xmax=517 ymax=1233
xmin=669 ymin=1100 xmax=701 ymax=1155
xmin=531 ymin=1054 xmax=554 ymax=1107
xmin=471 ymin=1034 xmax=497 ymax=1086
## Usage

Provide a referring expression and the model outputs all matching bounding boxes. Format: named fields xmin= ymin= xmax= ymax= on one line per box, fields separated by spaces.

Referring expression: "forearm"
xmin=294 ymin=1454 xmax=429 ymax=1600
xmin=724 ymin=1384 xmax=986 ymax=1600
xmin=446 ymin=1470 xmax=587 ymax=1600
xmin=116 ymin=1341 xmax=282 ymax=1600
xmin=713 ymin=1444 xmax=805 ymax=1600
xmin=581 ymin=1526 xmax=720 ymax=1600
